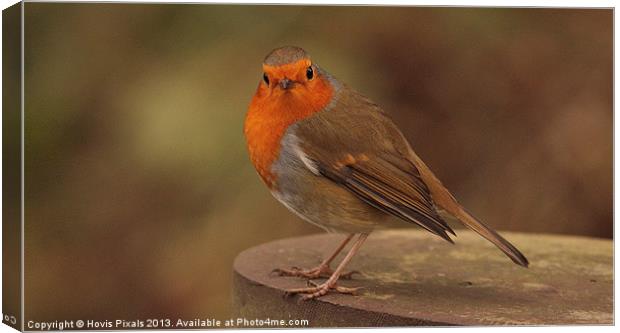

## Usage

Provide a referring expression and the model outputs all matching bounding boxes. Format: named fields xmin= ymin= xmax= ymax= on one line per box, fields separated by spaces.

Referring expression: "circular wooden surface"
xmin=232 ymin=230 xmax=612 ymax=327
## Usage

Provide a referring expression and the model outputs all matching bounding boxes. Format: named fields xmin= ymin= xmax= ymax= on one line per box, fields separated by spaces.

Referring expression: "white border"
xmin=0 ymin=1 xmax=616 ymax=333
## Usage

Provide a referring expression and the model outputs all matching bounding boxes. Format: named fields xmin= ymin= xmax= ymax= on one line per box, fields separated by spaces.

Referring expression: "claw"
xmin=339 ymin=270 xmax=361 ymax=280
xmin=271 ymin=265 xmax=362 ymax=281
xmin=270 ymin=265 xmax=327 ymax=279
xmin=334 ymin=285 xmax=364 ymax=295
xmin=279 ymin=233 xmax=368 ymax=301
xmin=285 ymin=281 xmax=364 ymax=301
xmin=307 ymin=280 xmax=319 ymax=287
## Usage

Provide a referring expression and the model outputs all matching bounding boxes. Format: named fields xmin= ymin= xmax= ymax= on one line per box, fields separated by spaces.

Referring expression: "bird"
xmin=244 ymin=46 xmax=528 ymax=300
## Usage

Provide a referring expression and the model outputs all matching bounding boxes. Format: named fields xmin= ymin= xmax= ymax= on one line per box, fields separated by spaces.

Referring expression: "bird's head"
xmin=254 ymin=46 xmax=333 ymax=108
xmin=245 ymin=46 xmax=335 ymax=187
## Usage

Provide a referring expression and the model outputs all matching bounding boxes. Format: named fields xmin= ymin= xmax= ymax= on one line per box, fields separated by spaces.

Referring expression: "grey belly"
xmin=271 ymin=160 xmax=387 ymax=233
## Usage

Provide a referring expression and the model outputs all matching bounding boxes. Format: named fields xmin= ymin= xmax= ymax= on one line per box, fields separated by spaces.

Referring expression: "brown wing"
xmin=292 ymin=85 xmax=527 ymax=266
xmin=291 ymin=88 xmax=455 ymax=242
xmin=314 ymin=153 xmax=455 ymax=243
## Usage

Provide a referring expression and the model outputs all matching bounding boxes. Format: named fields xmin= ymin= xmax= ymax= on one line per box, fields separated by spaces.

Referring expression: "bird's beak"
xmin=279 ymin=78 xmax=294 ymax=90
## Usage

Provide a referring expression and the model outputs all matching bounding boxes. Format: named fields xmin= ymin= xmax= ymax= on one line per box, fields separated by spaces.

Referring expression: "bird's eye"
xmin=306 ymin=66 xmax=314 ymax=80
xmin=263 ymin=73 xmax=269 ymax=85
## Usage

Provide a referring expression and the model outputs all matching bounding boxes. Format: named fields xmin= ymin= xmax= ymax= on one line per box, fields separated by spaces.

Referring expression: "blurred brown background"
xmin=20 ymin=3 xmax=611 ymax=322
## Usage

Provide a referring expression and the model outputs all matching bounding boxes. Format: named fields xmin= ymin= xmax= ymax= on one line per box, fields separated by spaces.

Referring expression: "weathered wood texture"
xmin=232 ymin=230 xmax=612 ymax=327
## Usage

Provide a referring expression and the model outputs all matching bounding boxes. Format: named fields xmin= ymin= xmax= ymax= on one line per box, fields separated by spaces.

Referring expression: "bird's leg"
xmin=284 ymin=233 xmax=368 ymax=300
xmin=272 ymin=233 xmax=359 ymax=279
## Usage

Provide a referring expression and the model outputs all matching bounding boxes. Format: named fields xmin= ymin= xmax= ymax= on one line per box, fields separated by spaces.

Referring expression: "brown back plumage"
xmin=294 ymin=84 xmax=529 ymax=267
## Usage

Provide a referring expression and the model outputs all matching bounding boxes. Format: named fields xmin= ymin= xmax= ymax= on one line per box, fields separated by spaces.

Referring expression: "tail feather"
xmin=451 ymin=206 xmax=529 ymax=267
xmin=411 ymin=153 xmax=529 ymax=267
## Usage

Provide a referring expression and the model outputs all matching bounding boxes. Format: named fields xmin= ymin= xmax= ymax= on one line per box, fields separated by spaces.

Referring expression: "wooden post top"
xmin=232 ymin=230 xmax=612 ymax=327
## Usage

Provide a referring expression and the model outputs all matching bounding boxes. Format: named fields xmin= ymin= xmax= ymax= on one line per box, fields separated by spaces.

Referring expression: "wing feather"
xmin=316 ymin=156 xmax=455 ymax=242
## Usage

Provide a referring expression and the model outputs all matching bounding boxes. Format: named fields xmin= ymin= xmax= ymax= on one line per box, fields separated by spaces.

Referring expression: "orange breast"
xmin=244 ymin=77 xmax=333 ymax=188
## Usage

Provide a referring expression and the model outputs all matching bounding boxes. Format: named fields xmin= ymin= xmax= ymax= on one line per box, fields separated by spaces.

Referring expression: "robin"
xmin=244 ymin=46 xmax=528 ymax=300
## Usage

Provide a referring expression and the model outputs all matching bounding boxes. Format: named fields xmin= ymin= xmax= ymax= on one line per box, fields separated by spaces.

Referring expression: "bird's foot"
xmin=284 ymin=280 xmax=363 ymax=301
xmin=271 ymin=265 xmax=359 ymax=280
